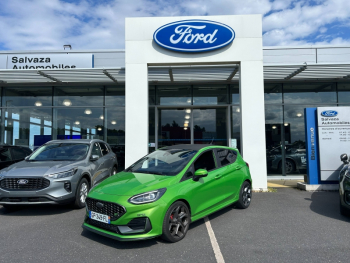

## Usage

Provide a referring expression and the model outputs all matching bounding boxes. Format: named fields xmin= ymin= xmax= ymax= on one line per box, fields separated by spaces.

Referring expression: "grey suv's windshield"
xmin=28 ymin=143 xmax=90 ymax=161
xmin=126 ymin=149 xmax=197 ymax=176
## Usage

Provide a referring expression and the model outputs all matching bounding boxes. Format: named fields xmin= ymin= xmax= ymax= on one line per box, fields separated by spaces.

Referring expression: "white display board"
xmin=6 ymin=54 xmax=93 ymax=69
xmin=317 ymin=106 xmax=350 ymax=180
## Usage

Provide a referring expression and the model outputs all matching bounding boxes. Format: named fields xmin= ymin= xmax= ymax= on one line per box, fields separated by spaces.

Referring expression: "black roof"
xmin=161 ymin=144 xmax=217 ymax=151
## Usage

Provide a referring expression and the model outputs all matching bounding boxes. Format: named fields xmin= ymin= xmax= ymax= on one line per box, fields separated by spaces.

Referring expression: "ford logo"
xmin=17 ymin=179 xmax=28 ymax=185
xmin=321 ymin=110 xmax=338 ymax=117
xmin=153 ymin=20 xmax=235 ymax=53
xmin=96 ymin=202 xmax=104 ymax=209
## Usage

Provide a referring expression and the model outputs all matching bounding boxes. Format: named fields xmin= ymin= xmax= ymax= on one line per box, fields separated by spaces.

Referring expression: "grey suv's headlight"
xmin=0 ymin=171 xmax=7 ymax=180
xmin=44 ymin=168 xmax=78 ymax=179
xmin=128 ymin=188 xmax=167 ymax=205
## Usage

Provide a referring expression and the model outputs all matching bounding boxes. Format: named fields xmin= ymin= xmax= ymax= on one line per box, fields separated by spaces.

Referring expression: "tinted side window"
xmin=181 ymin=165 xmax=194 ymax=181
xmin=99 ymin=143 xmax=109 ymax=156
xmin=216 ymin=149 xmax=237 ymax=166
xmin=194 ymin=151 xmax=216 ymax=171
xmin=24 ymin=148 xmax=33 ymax=156
xmin=11 ymin=148 xmax=27 ymax=160
xmin=0 ymin=148 xmax=11 ymax=162
xmin=91 ymin=143 xmax=102 ymax=157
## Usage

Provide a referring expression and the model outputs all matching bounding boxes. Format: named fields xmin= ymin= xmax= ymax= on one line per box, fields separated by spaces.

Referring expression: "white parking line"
xmin=204 ymin=216 xmax=225 ymax=263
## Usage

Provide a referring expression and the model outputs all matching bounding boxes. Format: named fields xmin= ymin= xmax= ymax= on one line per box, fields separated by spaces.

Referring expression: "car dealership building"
xmin=0 ymin=15 xmax=350 ymax=190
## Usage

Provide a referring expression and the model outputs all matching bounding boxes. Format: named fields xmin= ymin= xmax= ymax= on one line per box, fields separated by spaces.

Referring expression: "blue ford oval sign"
xmin=17 ymin=179 xmax=29 ymax=185
xmin=321 ymin=110 xmax=338 ymax=117
xmin=153 ymin=20 xmax=235 ymax=53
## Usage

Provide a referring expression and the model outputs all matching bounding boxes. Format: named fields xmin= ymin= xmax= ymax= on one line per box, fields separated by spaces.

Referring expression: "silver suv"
xmin=0 ymin=139 xmax=118 ymax=209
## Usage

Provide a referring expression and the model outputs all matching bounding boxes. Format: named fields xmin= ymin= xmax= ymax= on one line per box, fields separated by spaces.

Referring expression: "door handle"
xmin=215 ymin=174 xmax=223 ymax=179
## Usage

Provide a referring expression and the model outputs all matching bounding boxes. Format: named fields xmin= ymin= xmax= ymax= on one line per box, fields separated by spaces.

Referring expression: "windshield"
xmin=126 ymin=149 xmax=197 ymax=176
xmin=28 ymin=143 xmax=90 ymax=161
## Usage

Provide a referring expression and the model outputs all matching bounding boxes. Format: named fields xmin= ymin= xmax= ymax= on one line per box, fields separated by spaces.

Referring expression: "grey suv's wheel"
xmin=161 ymin=201 xmax=191 ymax=243
xmin=110 ymin=166 xmax=117 ymax=177
xmin=74 ymin=178 xmax=89 ymax=209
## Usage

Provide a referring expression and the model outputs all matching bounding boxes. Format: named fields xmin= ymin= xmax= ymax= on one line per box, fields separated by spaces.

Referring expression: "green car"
xmin=82 ymin=144 xmax=252 ymax=243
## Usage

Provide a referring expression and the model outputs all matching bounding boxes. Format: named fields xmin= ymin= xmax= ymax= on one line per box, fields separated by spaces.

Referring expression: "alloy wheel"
xmin=242 ymin=185 xmax=252 ymax=207
xmin=285 ymin=160 xmax=294 ymax=173
xmin=80 ymin=183 xmax=88 ymax=203
xmin=168 ymin=205 xmax=189 ymax=239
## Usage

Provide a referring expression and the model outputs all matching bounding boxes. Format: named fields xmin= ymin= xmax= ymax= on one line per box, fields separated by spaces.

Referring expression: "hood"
xmin=93 ymin=171 xmax=177 ymax=196
xmin=1 ymin=160 xmax=79 ymax=177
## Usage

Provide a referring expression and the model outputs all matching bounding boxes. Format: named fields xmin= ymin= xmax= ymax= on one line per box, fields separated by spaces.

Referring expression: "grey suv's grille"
xmin=0 ymin=178 xmax=50 ymax=191
xmin=86 ymin=198 xmax=126 ymax=221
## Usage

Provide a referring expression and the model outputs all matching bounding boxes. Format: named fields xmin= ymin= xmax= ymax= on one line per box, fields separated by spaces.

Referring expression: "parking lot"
xmin=0 ymin=188 xmax=349 ymax=263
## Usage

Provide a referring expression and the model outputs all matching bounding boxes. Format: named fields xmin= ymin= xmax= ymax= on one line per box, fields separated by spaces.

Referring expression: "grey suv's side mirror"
xmin=90 ymin=155 xmax=99 ymax=161
xmin=24 ymin=156 xmax=29 ymax=160
xmin=340 ymin=154 xmax=348 ymax=164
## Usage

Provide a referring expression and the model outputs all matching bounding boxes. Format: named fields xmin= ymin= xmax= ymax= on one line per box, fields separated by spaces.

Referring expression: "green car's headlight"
xmin=128 ymin=188 xmax=167 ymax=205
xmin=44 ymin=168 xmax=78 ymax=179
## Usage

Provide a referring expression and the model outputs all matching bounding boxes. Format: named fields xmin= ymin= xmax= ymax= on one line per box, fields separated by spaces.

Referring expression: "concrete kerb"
xmin=297 ymin=182 xmax=339 ymax=191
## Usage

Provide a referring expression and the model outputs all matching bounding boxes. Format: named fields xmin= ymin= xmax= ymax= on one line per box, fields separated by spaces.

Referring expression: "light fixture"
xmin=186 ymin=109 xmax=191 ymax=113
xmin=272 ymin=125 xmax=277 ymax=129
xmin=111 ymin=121 xmax=117 ymax=125
xmin=63 ymin=99 xmax=72 ymax=106
xmin=184 ymin=123 xmax=188 ymax=127
xmin=185 ymin=115 xmax=190 ymax=119
xmin=236 ymin=108 xmax=240 ymax=112
xmin=34 ymin=101 xmax=42 ymax=107
xmin=187 ymin=98 xmax=191 ymax=103
xmin=296 ymin=113 xmax=302 ymax=117
xmin=184 ymin=127 xmax=188 ymax=130
xmin=284 ymin=123 xmax=289 ymax=126
xmin=84 ymin=109 xmax=92 ymax=115
xmin=97 ymin=127 xmax=102 ymax=131
xmin=184 ymin=120 xmax=189 ymax=124
xmin=74 ymin=121 xmax=80 ymax=125
xmin=63 ymin=44 xmax=72 ymax=50
xmin=100 ymin=115 xmax=104 ymax=120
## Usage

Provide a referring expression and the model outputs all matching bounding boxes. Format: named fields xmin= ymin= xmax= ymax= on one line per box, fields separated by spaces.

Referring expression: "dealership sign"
xmin=153 ymin=20 xmax=235 ymax=52
xmin=2 ymin=54 xmax=93 ymax=70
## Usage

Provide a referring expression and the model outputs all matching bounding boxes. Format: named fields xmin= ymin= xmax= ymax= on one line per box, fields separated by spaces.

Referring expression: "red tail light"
xmin=245 ymin=162 xmax=249 ymax=168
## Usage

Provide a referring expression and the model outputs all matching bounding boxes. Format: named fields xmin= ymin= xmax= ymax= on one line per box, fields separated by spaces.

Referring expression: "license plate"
xmin=89 ymin=211 xmax=110 ymax=224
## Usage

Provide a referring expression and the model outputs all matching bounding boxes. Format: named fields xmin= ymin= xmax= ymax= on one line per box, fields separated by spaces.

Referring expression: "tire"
xmin=161 ymin=201 xmax=191 ymax=243
xmin=110 ymin=166 xmax=117 ymax=177
xmin=235 ymin=181 xmax=252 ymax=209
xmin=340 ymin=201 xmax=350 ymax=216
xmin=74 ymin=178 xmax=89 ymax=209
xmin=278 ymin=160 xmax=296 ymax=174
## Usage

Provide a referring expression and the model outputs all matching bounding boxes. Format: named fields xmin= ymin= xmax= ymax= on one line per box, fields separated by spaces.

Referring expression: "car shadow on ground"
xmin=0 ymin=204 xmax=75 ymax=216
xmin=305 ymin=191 xmax=350 ymax=222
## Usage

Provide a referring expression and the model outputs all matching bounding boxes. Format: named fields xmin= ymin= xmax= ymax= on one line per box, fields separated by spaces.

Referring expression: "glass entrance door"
xmin=157 ymin=107 xmax=228 ymax=148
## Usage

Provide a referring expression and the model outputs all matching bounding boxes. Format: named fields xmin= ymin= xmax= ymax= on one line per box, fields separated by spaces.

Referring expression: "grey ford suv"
xmin=0 ymin=139 xmax=118 ymax=209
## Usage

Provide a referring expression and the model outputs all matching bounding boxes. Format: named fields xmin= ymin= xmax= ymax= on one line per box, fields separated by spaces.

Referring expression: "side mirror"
xmin=24 ymin=156 xmax=29 ymax=160
xmin=90 ymin=155 xmax=99 ymax=161
xmin=193 ymin=169 xmax=208 ymax=181
xmin=340 ymin=153 xmax=348 ymax=164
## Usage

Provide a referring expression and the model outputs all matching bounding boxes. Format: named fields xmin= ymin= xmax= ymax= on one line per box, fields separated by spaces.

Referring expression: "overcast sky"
xmin=0 ymin=0 xmax=349 ymax=50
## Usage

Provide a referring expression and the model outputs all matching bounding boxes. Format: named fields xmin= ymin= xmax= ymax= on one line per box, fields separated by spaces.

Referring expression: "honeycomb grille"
xmin=0 ymin=178 xmax=50 ymax=191
xmin=86 ymin=197 xmax=126 ymax=221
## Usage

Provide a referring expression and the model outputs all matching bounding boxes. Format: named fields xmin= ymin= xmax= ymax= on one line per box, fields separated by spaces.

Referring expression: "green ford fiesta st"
xmin=82 ymin=144 xmax=252 ymax=243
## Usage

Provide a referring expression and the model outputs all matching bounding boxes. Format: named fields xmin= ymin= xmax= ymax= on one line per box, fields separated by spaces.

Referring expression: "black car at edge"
xmin=339 ymin=153 xmax=350 ymax=216
xmin=0 ymin=145 xmax=32 ymax=170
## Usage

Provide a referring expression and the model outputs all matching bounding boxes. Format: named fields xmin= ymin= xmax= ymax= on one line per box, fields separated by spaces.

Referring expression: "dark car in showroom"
xmin=0 ymin=139 xmax=118 ymax=209
xmin=266 ymin=145 xmax=307 ymax=174
xmin=0 ymin=145 xmax=32 ymax=170
xmin=339 ymin=153 xmax=350 ymax=216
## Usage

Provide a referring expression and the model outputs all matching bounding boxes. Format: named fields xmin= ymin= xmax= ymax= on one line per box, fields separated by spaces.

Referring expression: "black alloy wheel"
xmin=285 ymin=159 xmax=295 ymax=174
xmin=236 ymin=181 xmax=252 ymax=209
xmin=161 ymin=201 xmax=190 ymax=243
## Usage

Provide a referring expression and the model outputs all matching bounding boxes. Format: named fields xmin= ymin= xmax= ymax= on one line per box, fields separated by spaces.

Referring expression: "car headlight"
xmin=128 ymin=188 xmax=167 ymax=205
xmin=44 ymin=168 xmax=78 ymax=179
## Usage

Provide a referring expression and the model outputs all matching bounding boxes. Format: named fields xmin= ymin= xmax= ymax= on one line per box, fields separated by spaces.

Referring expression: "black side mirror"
xmin=90 ymin=155 xmax=99 ymax=161
xmin=193 ymin=169 xmax=208 ymax=181
xmin=340 ymin=154 xmax=348 ymax=164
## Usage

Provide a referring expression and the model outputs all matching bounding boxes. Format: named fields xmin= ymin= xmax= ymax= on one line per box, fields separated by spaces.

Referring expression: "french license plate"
xmin=89 ymin=211 xmax=110 ymax=224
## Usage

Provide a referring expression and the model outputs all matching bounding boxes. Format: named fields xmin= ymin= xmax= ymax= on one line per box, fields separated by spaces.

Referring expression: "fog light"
xmin=64 ymin=182 xmax=71 ymax=192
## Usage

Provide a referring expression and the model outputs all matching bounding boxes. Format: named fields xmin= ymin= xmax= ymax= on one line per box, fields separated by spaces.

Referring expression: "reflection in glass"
xmin=3 ymin=108 xmax=52 ymax=150
xmin=284 ymin=83 xmax=336 ymax=104
xmin=156 ymin=86 xmax=191 ymax=105
xmin=54 ymin=86 xmax=103 ymax=106
xmin=149 ymin=86 xmax=156 ymax=105
xmin=193 ymin=108 xmax=227 ymax=146
xmin=337 ymin=82 xmax=350 ymax=104
xmin=231 ymin=106 xmax=241 ymax=151
xmin=193 ymin=85 xmax=228 ymax=105
xmin=264 ymin=83 xmax=282 ymax=104
xmin=3 ymin=87 xmax=52 ymax=107
xmin=158 ymin=109 xmax=191 ymax=147
xmin=230 ymin=84 xmax=240 ymax=104
xmin=105 ymin=86 xmax=125 ymax=106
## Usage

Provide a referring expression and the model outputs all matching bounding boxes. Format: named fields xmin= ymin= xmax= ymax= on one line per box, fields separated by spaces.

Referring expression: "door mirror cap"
xmin=90 ymin=155 xmax=100 ymax=161
xmin=340 ymin=153 xmax=349 ymax=164
xmin=193 ymin=169 xmax=208 ymax=181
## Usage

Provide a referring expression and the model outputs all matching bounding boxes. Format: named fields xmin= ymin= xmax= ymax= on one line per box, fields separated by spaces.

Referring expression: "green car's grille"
xmin=86 ymin=197 xmax=126 ymax=221
xmin=86 ymin=218 xmax=120 ymax=234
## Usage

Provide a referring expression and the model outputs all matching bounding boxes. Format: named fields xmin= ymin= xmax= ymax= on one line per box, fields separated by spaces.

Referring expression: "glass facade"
xmin=0 ymin=85 xmax=125 ymax=169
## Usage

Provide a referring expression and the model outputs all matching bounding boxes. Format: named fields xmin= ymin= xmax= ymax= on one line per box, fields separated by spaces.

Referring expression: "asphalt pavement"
xmin=0 ymin=188 xmax=349 ymax=263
